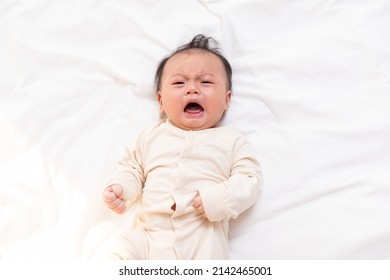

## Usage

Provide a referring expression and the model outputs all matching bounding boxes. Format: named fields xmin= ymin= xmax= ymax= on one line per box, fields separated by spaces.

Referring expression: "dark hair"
xmin=155 ymin=34 xmax=232 ymax=91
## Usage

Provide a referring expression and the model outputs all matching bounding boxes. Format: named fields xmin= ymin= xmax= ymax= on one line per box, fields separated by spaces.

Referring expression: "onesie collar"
xmin=164 ymin=118 xmax=220 ymax=136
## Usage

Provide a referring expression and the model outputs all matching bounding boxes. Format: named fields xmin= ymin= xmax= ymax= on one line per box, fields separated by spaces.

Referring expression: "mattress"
xmin=1 ymin=0 xmax=390 ymax=260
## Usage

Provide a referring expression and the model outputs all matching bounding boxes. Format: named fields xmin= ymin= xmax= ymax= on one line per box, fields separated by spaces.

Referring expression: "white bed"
xmin=1 ymin=0 xmax=389 ymax=260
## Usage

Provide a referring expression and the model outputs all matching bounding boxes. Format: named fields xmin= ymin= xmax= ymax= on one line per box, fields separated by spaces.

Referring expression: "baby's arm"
xmin=103 ymin=184 xmax=126 ymax=214
xmin=102 ymin=128 xmax=149 ymax=214
xmin=198 ymin=136 xmax=262 ymax=222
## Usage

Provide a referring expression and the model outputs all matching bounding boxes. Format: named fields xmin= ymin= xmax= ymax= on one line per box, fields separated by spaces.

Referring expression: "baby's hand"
xmin=192 ymin=193 xmax=207 ymax=219
xmin=103 ymin=184 xmax=126 ymax=214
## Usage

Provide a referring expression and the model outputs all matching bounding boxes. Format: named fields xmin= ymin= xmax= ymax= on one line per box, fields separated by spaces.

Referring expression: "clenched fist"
xmin=103 ymin=184 xmax=126 ymax=214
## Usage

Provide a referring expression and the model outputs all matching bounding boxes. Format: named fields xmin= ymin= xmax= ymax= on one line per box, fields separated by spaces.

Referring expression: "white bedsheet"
xmin=1 ymin=0 xmax=389 ymax=260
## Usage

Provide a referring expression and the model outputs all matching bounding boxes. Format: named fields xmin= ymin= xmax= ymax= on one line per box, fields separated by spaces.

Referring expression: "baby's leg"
xmin=91 ymin=229 xmax=148 ymax=260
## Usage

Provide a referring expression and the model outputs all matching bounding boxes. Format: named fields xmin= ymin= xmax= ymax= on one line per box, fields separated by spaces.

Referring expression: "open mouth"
xmin=184 ymin=102 xmax=204 ymax=114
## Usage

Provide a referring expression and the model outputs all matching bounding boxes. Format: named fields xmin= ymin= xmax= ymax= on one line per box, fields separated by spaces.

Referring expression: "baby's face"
xmin=158 ymin=49 xmax=231 ymax=131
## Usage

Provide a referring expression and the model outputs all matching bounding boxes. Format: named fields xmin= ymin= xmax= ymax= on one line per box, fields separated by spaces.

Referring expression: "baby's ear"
xmin=157 ymin=91 xmax=163 ymax=107
xmin=157 ymin=92 xmax=166 ymax=119
xmin=225 ymin=91 xmax=232 ymax=110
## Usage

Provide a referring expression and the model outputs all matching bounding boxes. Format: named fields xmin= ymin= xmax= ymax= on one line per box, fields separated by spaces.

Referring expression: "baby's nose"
xmin=186 ymin=82 xmax=199 ymax=94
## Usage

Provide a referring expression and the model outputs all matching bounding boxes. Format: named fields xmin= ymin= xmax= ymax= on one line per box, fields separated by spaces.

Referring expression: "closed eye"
xmin=172 ymin=81 xmax=185 ymax=85
xmin=201 ymin=81 xmax=212 ymax=84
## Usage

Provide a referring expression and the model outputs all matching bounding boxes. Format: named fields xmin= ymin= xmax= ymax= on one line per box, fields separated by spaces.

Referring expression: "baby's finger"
xmin=108 ymin=199 xmax=126 ymax=214
xmin=111 ymin=184 xmax=123 ymax=198
xmin=192 ymin=196 xmax=201 ymax=208
xmin=103 ymin=189 xmax=115 ymax=202
xmin=196 ymin=203 xmax=205 ymax=214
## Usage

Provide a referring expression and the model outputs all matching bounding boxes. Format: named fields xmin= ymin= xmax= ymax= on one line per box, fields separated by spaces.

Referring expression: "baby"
xmin=94 ymin=34 xmax=262 ymax=259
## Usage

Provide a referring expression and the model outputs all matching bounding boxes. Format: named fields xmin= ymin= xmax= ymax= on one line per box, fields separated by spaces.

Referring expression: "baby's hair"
xmin=155 ymin=34 xmax=232 ymax=91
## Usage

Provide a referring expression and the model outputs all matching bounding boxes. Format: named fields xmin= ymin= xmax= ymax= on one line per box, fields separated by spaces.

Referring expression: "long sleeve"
xmin=105 ymin=136 xmax=145 ymax=204
xmin=199 ymin=136 xmax=262 ymax=222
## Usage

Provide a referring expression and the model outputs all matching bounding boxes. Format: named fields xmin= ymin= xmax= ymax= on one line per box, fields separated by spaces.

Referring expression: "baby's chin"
xmin=176 ymin=119 xmax=219 ymax=131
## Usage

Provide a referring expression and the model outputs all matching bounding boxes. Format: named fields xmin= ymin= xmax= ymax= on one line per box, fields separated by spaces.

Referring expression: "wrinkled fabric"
xmin=1 ymin=0 xmax=390 ymax=260
xmin=93 ymin=119 xmax=261 ymax=259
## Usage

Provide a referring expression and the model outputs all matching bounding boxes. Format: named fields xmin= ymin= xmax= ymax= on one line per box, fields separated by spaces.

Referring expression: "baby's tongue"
xmin=185 ymin=103 xmax=203 ymax=113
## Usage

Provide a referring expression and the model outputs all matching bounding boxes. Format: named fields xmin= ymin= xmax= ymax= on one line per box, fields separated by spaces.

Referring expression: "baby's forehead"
xmin=166 ymin=49 xmax=224 ymax=69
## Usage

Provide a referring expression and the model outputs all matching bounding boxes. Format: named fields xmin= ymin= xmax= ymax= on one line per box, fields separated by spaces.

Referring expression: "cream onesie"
xmin=96 ymin=118 xmax=262 ymax=259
